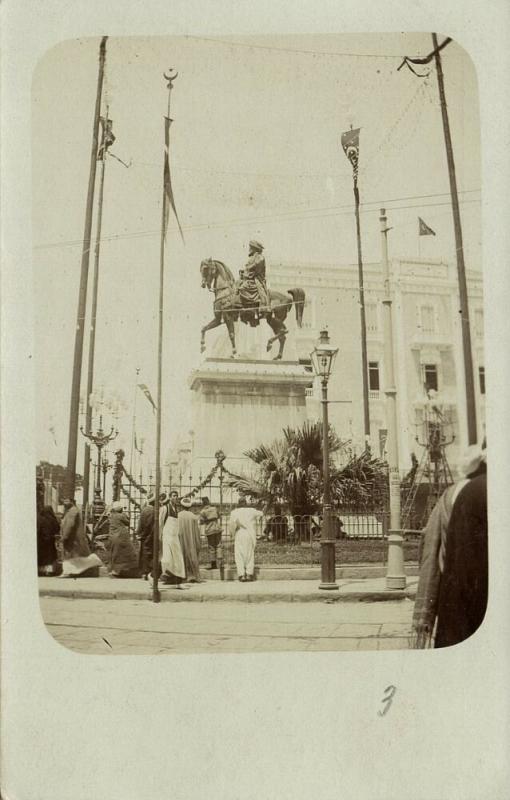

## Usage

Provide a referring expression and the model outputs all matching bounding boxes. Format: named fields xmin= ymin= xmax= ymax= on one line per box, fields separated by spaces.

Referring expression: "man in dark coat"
xmin=108 ymin=501 xmax=139 ymax=578
xmin=435 ymin=471 xmax=488 ymax=648
xmin=137 ymin=493 xmax=155 ymax=579
xmin=60 ymin=498 xmax=102 ymax=577
xmin=198 ymin=496 xmax=222 ymax=570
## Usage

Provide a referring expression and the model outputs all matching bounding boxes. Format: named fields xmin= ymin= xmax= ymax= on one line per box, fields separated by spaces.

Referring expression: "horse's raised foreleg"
xmin=200 ymin=314 xmax=222 ymax=353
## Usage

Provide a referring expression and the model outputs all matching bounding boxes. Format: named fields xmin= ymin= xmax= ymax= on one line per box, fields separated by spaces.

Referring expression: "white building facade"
xmin=270 ymin=258 xmax=485 ymax=475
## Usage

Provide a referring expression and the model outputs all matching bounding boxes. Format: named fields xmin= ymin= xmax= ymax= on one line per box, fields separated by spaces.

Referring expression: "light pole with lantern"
xmin=80 ymin=387 xmax=119 ymax=526
xmin=310 ymin=329 xmax=339 ymax=591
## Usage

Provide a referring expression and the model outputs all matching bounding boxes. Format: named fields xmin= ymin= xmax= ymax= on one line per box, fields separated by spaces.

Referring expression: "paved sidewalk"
xmin=39 ymin=575 xmax=418 ymax=603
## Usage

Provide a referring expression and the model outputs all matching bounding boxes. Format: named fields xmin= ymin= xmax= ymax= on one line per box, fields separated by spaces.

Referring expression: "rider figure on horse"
xmin=238 ymin=240 xmax=270 ymax=323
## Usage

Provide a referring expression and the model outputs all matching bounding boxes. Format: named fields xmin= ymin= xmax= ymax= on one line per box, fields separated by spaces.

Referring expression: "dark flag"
xmin=138 ymin=383 xmax=157 ymax=413
xmin=97 ymin=116 xmax=115 ymax=160
xmin=418 ymin=217 xmax=436 ymax=236
xmin=163 ymin=116 xmax=184 ymax=243
xmin=341 ymin=127 xmax=360 ymax=179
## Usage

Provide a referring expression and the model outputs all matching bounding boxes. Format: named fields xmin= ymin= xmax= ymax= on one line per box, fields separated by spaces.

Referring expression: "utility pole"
xmin=380 ymin=209 xmax=405 ymax=590
xmin=66 ymin=36 xmax=108 ymax=499
xmin=82 ymin=110 xmax=110 ymax=518
xmin=432 ymin=33 xmax=477 ymax=444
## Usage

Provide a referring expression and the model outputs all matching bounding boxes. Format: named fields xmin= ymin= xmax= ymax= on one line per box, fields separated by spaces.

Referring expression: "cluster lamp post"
xmin=80 ymin=414 xmax=118 ymax=524
xmin=311 ymin=329 xmax=339 ymax=591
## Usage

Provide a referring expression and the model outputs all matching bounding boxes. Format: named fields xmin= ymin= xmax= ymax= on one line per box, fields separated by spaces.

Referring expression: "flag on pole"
xmin=163 ymin=116 xmax=185 ymax=243
xmin=97 ymin=117 xmax=115 ymax=160
xmin=341 ymin=127 xmax=360 ymax=179
xmin=138 ymin=383 xmax=157 ymax=413
xmin=418 ymin=217 xmax=436 ymax=236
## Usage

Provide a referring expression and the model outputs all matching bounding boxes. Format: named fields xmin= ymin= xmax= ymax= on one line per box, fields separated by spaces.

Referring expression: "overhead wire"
xmin=183 ymin=35 xmax=405 ymax=60
xmin=34 ymin=193 xmax=480 ymax=251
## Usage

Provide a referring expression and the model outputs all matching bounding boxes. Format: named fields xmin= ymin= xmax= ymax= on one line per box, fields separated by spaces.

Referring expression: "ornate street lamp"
xmin=310 ymin=329 xmax=339 ymax=590
xmin=80 ymin=407 xmax=118 ymax=525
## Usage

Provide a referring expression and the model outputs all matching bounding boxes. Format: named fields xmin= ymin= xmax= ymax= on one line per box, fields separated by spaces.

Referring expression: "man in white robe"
xmin=229 ymin=499 xmax=263 ymax=582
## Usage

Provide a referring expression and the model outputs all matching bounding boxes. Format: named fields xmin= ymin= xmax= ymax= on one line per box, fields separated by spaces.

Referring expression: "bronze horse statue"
xmin=200 ymin=259 xmax=305 ymax=360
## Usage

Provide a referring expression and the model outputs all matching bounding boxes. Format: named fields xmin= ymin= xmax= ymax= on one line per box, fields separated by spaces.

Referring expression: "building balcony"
xmin=410 ymin=331 xmax=453 ymax=349
xmin=411 ymin=389 xmax=458 ymax=409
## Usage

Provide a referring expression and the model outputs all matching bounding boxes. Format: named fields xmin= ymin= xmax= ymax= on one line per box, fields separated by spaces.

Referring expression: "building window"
xmin=423 ymin=363 xmax=438 ymax=393
xmin=366 ymin=302 xmax=378 ymax=332
xmin=474 ymin=308 xmax=484 ymax=338
xmin=479 ymin=366 xmax=485 ymax=395
xmin=368 ymin=361 xmax=380 ymax=391
xmin=420 ymin=304 xmax=435 ymax=334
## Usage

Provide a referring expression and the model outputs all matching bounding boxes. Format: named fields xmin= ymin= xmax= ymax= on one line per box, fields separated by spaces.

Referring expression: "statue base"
xmin=189 ymin=357 xmax=313 ymax=473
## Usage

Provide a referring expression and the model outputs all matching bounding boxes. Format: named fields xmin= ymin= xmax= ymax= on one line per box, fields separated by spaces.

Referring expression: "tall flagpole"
xmin=341 ymin=127 xmax=370 ymax=450
xmin=82 ymin=110 xmax=110 ymax=522
xmin=152 ymin=69 xmax=179 ymax=603
xmin=66 ymin=36 xmax=108 ymax=499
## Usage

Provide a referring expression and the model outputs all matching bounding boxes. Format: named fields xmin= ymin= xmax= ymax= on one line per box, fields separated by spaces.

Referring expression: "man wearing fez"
xmin=137 ymin=492 xmax=156 ymax=580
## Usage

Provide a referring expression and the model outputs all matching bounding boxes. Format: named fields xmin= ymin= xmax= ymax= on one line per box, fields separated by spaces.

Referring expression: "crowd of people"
xmin=37 ymin=445 xmax=488 ymax=647
xmin=37 ymin=492 xmax=267 ymax=586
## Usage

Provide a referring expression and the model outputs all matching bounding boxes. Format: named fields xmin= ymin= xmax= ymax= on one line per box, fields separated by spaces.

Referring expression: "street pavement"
xmin=40 ymin=595 xmax=414 ymax=655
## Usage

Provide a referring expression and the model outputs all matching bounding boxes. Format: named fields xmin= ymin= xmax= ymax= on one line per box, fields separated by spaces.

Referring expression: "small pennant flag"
xmin=138 ymin=383 xmax=157 ymax=413
xmin=418 ymin=217 xmax=436 ymax=236
xmin=341 ymin=127 xmax=360 ymax=179
xmin=163 ymin=116 xmax=185 ymax=243
xmin=97 ymin=117 xmax=116 ymax=160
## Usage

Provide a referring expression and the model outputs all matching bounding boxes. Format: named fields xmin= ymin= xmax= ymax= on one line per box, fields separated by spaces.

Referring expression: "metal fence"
xmin=262 ymin=512 xmax=389 ymax=544
xmin=115 ymin=462 xmax=421 ymax=571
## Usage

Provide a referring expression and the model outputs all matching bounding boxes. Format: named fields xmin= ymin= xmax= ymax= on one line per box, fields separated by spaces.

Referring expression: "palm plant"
xmin=226 ymin=421 xmax=348 ymax=515
xmin=331 ymin=451 xmax=388 ymax=510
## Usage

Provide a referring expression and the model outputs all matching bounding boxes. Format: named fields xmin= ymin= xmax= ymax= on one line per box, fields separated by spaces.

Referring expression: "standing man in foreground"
xmin=177 ymin=497 xmax=203 ymax=583
xmin=198 ymin=496 xmax=222 ymax=571
xmin=229 ymin=497 xmax=263 ymax=582
xmin=137 ymin=492 xmax=155 ymax=580
xmin=434 ymin=463 xmax=488 ymax=648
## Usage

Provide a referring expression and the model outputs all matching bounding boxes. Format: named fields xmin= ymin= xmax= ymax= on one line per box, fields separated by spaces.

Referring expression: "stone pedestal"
xmin=189 ymin=358 xmax=313 ymax=473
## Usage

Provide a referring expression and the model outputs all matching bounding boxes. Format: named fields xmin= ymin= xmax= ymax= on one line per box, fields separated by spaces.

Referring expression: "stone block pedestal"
xmin=189 ymin=357 xmax=313 ymax=472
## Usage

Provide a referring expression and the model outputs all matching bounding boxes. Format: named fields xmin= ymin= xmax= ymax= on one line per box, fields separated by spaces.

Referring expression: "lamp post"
xmin=311 ymin=329 xmax=339 ymax=590
xmin=80 ymin=412 xmax=118 ymax=525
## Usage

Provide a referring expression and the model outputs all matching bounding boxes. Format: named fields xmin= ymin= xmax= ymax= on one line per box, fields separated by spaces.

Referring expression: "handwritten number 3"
xmin=378 ymin=685 xmax=397 ymax=716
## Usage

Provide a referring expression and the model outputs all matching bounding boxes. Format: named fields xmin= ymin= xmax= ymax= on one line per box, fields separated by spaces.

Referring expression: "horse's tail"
xmin=288 ymin=288 xmax=305 ymax=328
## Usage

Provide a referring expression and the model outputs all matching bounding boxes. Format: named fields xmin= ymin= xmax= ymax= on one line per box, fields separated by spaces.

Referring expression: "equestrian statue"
xmin=200 ymin=240 xmax=305 ymax=360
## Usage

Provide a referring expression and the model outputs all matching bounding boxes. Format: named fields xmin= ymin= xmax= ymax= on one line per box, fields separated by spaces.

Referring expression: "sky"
xmin=32 ymin=33 xmax=481 ymax=475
